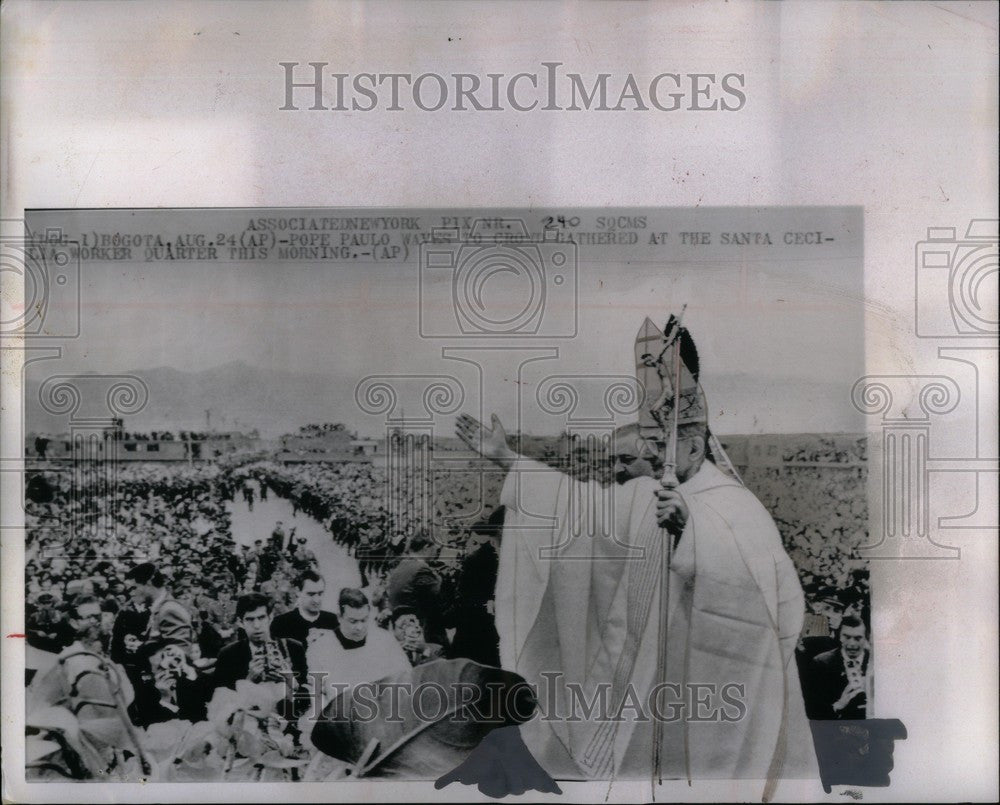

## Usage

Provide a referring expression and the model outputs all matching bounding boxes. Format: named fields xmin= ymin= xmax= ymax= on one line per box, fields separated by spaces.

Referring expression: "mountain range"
xmin=24 ymin=360 xmax=865 ymax=438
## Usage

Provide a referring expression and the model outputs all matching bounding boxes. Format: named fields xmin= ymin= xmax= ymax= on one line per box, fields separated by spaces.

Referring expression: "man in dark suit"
xmin=386 ymin=532 xmax=448 ymax=647
xmin=214 ymin=593 xmax=308 ymax=691
xmin=446 ymin=507 xmax=503 ymax=667
xmin=270 ymin=521 xmax=286 ymax=552
xmin=270 ymin=570 xmax=339 ymax=650
xmin=25 ymin=592 xmax=75 ymax=653
xmin=805 ymin=614 xmax=871 ymax=720
xmin=110 ymin=581 xmax=151 ymax=665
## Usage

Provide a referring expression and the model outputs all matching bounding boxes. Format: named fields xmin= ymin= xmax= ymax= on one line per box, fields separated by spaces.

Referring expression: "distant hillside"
xmin=25 ymin=361 xmax=865 ymax=437
xmin=25 ymin=361 xmax=357 ymax=438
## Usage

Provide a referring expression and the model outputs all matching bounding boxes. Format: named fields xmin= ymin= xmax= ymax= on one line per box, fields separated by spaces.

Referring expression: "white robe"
xmin=306 ymin=624 xmax=411 ymax=703
xmin=494 ymin=458 xmax=818 ymax=784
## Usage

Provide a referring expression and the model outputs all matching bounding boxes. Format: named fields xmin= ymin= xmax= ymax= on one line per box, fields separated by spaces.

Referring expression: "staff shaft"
xmin=652 ymin=312 xmax=685 ymax=785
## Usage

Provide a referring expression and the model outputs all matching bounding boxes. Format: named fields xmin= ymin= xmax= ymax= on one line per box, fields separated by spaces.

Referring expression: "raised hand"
xmin=455 ymin=413 xmax=517 ymax=469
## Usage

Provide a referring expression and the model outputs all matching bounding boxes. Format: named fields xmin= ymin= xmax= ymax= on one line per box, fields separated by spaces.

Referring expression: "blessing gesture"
xmin=455 ymin=414 xmax=518 ymax=470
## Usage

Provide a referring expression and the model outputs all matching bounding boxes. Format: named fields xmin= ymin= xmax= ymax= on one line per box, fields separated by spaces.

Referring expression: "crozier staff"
xmin=454 ymin=319 xmax=817 ymax=787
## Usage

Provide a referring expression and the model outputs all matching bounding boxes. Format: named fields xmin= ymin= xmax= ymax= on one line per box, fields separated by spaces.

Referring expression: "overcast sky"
xmin=26 ymin=208 xmax=865 ymax=434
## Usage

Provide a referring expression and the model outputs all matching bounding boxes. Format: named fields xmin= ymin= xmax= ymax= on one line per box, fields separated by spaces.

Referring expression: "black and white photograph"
xmin=16 ymin=206 xmax=869 ymax=793
xmin=1 ymin=2 xmax=996 ymax=803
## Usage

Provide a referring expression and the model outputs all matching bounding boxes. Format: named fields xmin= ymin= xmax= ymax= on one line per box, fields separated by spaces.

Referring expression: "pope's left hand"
xmin=655 ymin=473 xmax=689 ymax=538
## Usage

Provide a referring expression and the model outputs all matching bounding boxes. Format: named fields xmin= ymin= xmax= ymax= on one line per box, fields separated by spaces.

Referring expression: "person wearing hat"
xmin=201 ymin=578 xmax=239 ymax=641
xmin=283 ymin=525 xmax=299 ymax=556
xmin=125 ymin=562 xmax=194 ymax=648
xmin=110 ymin=580 xmax=151 ymax=665
xmin=25 ymin=592 xmax=74 ymax=653
xmin=454 ymin=318 xmax=817 ymax=786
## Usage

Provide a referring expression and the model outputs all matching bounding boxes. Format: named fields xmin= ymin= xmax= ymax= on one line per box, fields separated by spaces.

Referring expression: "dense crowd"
xmin=26 ymin=464 xmax=239 ymax=622
xmin=23 ymin=460 xmax=504 ymax=781
xmin=23 ymin=434 xmax=868 ymax=780
xmin=738 ymin=436 xmax=870 ymax=626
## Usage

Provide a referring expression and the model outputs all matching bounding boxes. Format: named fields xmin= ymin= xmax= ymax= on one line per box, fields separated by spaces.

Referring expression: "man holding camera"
xmin=214 ymin=593 xmax=308 ymax=690
xmin=128 ymin=640 xmax=211 ymax=727
xmin=390 ymin=606 xmax=444 ymax=667
xmin=805 ymin=614 xmax=872 ymax=720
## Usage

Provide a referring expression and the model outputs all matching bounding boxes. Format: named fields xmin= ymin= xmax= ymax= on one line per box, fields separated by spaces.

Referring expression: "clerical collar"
xmin=334 ymin=625 xmax=366 ymax=650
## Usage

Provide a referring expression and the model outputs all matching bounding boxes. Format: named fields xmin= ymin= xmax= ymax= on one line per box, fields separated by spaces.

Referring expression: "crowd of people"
xmin=26 ymin=464 xmax=239 ymax=633
xmin=232 ymin=461 xmax=505 ymax=666
xmin=23 ymin=436 xmax=870 ymax=781
xmin=23 ymin=459 xmax=507 ymax=780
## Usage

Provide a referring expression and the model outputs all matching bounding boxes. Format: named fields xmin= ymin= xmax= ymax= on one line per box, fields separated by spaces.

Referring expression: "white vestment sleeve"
xmin=494 ymin=458 xmax=638 ymax=673
xmin=494 ymin=458 xmax=569 ymax=672
xmin=776 ymin=552 xmax=806 ymax=663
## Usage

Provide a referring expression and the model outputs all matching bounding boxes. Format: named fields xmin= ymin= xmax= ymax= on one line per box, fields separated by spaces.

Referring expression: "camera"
xmin=419 ymin=218 xmax=577 ymax=337
xmin=0 ymin=227 xmax=81 ymax=338
xmin=915 ymin=219 xmax=998 ymax=337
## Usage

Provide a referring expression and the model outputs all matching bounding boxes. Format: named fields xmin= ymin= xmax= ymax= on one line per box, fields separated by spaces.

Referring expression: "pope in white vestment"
xmin=456 ymin=411 xmax=818 ymax=787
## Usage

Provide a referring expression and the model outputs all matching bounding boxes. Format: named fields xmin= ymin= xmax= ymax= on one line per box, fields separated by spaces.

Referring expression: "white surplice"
xmin=494 ymin=458 xmax=818 ymax=783
xmin=306 ymin=624 xmax=411 ymax=702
